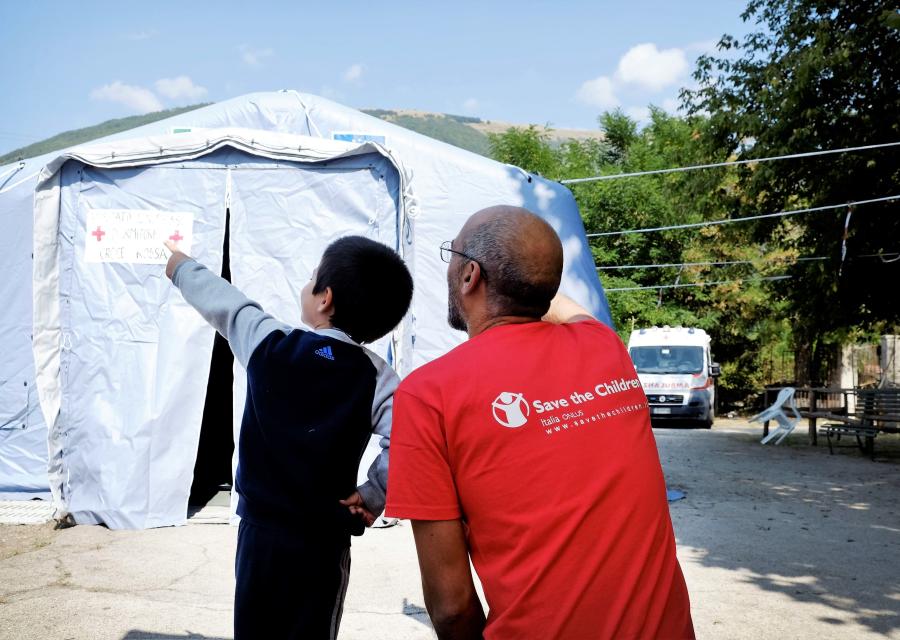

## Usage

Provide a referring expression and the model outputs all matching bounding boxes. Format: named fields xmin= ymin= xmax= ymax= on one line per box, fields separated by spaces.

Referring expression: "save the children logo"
xmin=491 ymin=392 xmax=530 ymax=428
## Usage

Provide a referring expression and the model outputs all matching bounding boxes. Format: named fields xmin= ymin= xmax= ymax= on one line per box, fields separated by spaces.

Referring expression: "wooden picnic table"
xmin=760 ymin=386 xmax=900 ymax=456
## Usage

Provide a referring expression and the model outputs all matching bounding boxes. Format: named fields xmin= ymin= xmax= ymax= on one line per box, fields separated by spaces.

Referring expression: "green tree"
xmin=489 ymin=108 xmax=796 ymax=401
xmin=684 ymin=0 xmax=900 ymax=382
xmin=487 ymin=125 xmax=558 ymax=176
xmin=598 ymin=109 xmax=637 ymax=157
xmin=583 ymin=109 xmax=793 ymax=396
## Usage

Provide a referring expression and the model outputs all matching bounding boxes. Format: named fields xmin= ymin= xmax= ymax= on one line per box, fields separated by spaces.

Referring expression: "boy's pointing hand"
xmin=164 ymin=239 xmax=191 ymax=281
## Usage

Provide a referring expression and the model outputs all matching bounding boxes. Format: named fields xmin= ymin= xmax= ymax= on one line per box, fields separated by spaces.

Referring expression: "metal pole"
xmin=809 ymin=389 xmax=818 ymax=445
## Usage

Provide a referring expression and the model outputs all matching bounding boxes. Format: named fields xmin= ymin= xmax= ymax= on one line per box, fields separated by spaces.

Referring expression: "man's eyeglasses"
xmin=440 ymin=240 xmax=488 ymax=280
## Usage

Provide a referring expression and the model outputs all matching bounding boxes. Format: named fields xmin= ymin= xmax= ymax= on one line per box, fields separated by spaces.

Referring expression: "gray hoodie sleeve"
xmin=356 ymin=350 xmax=400 ymax=517
xmin=171 ymin=258 xmax=292 ymax=368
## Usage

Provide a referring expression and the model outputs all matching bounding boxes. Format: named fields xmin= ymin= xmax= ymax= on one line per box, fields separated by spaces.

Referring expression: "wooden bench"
xmin=819 ymin=424 xmax=880 ymax=458
xmin=811 ymin=388 xmax=900 ymax=459
xmin=761 ymin=386 xmax=900 ymax=456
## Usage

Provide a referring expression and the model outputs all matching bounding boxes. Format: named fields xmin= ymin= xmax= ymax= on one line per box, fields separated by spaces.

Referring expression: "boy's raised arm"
xmin=165 ymin=242 xmax=291 ymax=368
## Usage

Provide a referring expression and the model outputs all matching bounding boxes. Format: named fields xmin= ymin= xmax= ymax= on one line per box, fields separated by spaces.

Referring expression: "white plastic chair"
xmin=751 ymin=387 xmax=801 ymax=445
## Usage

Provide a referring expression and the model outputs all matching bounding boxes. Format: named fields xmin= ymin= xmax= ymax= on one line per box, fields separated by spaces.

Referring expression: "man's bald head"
xmin=457 ymin=205 xmax=563 ymax=318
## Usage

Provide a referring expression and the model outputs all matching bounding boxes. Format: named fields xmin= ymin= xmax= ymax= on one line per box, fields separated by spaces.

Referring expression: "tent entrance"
xmin=189 ymin=209 xmax=235 ymax=507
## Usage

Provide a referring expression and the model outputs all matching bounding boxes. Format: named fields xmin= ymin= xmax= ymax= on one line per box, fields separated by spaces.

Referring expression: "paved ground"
xmin=1 ymin=419 xmax=899 ymax=639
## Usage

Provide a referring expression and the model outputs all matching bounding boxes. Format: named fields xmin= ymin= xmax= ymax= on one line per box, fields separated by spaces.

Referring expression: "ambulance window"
xmin=630 ymin=346 xmax=703 ymax=374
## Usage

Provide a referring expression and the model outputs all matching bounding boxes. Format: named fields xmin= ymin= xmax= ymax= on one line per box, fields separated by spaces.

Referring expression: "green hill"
xmin=362 ymin=109 xmax=491 ymax=155
xmin=0 ymin=104 xmax=211 ymax=166
xmin=2 ymin=102 xmax=600 ymax=166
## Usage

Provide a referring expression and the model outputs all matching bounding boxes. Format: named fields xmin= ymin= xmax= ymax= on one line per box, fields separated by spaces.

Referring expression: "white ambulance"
xmin=627 ymin=326 xmax=720 ymax=428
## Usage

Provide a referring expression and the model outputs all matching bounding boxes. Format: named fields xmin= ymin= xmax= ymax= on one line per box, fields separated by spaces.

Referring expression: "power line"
xmin=858 ymin=251 xmax=900 ymax=262
xmin=605 ymin=275 xmax=792 ymax=292
xmin=560 ymin=141 xmax=900 ymax=185
xmin=597 ymin=251 xmax=898 ymax=273
xmin=585 ymin=194 xmax=899 ymax=238
xmin=596 ymin=256 xmax=827 ymax=270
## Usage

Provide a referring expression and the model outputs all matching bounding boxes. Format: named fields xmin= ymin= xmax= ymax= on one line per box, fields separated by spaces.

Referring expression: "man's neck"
xmin=467 ymin=314 xmax=539 ymax=338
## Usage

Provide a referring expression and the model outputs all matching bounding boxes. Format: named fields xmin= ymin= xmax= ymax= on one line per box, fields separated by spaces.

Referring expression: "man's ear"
xmin=317 ymin=286 xmax=334 ymax=313
xmin=460 ymin=262 xmax=483 ymax=292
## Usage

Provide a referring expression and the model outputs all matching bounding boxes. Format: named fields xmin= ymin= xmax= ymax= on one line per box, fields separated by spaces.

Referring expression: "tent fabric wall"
xmin=33 ymin=133 xmax=407 ymax=528
xmin=290 ymin=93 xmax=613 ymax=367
xmin=0 ymin=171 xmax=51 ymax=498
xmin=2 ymin=90 xmax=613 ymax=524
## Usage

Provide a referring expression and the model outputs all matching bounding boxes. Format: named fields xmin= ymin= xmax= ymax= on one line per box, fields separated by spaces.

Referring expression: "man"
xmin=385 ymin=206 xmax=694 ymax=639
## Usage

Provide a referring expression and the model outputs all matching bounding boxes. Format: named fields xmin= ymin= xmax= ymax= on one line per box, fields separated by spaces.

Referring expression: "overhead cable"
xmin=596 ymin=256 xmax=827 ymax=270
xmin=560 ymin=141 xmax=900 ymax=185
xmin=858 ymin=251 xmax=900 ymax=263
xmin=598 ymin=251 xmax=898 ymax=271
xmin=605 ymin=275 xmax=792 ymax=292
xmin=585 ymin=194 xmax=899 ymax=238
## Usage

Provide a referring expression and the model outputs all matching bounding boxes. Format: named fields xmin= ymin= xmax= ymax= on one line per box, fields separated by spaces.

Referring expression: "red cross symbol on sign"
xmin=91 ymin=226 xmax=105 ymax=242
xmin=169 ymin=230 xmax=184 ymax=243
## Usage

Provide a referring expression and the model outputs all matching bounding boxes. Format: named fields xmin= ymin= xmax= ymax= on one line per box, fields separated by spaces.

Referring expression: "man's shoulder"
xmin=566 ymin=317 xmax=613 ymax=333
xmin=507 ymin=317 xmax=618 ymax=346
xmin=561 ymin=318 xmax=622 ymax=344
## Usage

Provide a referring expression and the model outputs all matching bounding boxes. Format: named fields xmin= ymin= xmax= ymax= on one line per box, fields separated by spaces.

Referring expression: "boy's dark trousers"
xmin=235 ymin=519 xmax=351 ymax=639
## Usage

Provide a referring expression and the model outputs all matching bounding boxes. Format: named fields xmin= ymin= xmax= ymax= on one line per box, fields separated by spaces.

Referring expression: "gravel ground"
xmin=1 ymin=418 xmax=898 ymax=639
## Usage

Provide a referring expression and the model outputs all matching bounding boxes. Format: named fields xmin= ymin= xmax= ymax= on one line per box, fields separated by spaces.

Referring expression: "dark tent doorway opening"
xmin=189 ymin=209 xmax=235 ymax=508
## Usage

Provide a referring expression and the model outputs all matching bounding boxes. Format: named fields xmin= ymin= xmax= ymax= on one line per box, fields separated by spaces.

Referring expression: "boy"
xmin=164 ymin=236 xmax=413 ymax=639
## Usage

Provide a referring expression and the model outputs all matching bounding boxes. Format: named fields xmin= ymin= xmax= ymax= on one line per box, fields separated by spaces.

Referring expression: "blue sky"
xmin=0 ymin=1 xmax=752 ymax=155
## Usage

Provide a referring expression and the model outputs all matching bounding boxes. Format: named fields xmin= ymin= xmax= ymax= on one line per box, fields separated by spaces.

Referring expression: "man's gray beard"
xmin=447 ymin=290 xmax=467 ymax=332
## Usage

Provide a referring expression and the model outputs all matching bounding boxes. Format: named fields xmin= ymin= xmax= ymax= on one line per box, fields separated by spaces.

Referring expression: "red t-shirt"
xmin=386 ymin=320 xmax=694 ymax=639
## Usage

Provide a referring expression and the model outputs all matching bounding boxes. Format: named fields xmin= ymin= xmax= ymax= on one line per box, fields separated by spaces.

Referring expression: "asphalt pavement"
xmin=2 ymin=419 xmax=899 ymax=639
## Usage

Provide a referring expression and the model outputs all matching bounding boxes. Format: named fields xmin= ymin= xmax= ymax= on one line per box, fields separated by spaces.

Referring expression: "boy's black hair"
xmin=313 ymin=236 xmax=413 ymax=344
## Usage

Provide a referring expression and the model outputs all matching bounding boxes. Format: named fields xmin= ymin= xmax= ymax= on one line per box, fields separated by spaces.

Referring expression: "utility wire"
xmin=858 ymin=251 xmax=899 ymax=257
xmin=561 ymin=141 xmax=900 ymax=185
xmin=858 ymin=251 xmax=900 ymax=263
xmin=596 ymin=256 xmax=827 ymax=270
xmin=605 ymin=275 xmax=792 ymax=292
xmin=585 ymin=194 xmax=899 ymax=238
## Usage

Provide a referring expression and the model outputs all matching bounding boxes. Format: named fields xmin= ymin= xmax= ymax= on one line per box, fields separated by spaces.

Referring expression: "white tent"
xmin=2 ymin=91 xmax=613 ymax=528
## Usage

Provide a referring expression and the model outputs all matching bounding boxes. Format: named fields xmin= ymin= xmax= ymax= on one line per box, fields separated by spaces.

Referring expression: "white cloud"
xmin=240 ymin=45 xmax=274 ymax=67
xmin=90 ymin=81 xmax=163 ymax=113
xmin=342 ymin=64 xmax=364 ymax=83
xmin=462 ymin=98 xmax=479 ymax=113
xmin=625 ymin=106 xmax=651 ymax=123
xmin=575 ymin=76 xmax=619 ymax=109
xmin=155 ymin=76 xmax=208 ymax=101
xmin=615 ymin=43 xmax=689 ymax=91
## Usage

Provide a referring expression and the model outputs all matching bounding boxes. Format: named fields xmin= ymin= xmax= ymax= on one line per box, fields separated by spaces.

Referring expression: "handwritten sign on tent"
xmin=85 ymin=209 xmax=193 ymax=264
